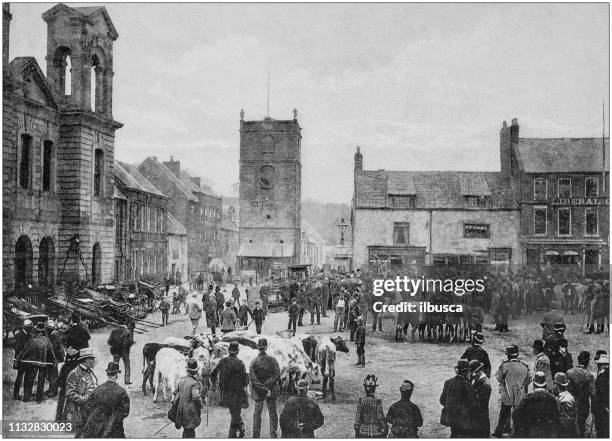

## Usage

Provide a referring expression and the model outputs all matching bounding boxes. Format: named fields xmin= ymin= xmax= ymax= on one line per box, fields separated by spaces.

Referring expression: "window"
xmin=464 ymin=223 xmax=490 ymax=239
xmin=20 ymin=134 xmax=32 ymax=190
xmin=389 ymin=195 xmax=416 ymax=208
xmin=42 ymin=141 xmax=53 ymax=192
xmin=146 ymin=205 xmax=151 ymax=231
xmin=94 ymin=148 xmax=104 ymax=196
xmin=160 ymin=209 xmax=165 ymax=232
xmin=393 ymin=222 xmax=409 ymax=245
xmin=465 ymin=196 xmax=488 ymax=207
xmin=141 ymin=205 xmax=146 ymax=231
xmin=558 ymin=178 xmax=571 ymax=198
xmin=152 ymin=207 xmax=157 ymax=232
xmin=585 ymin=178 xmax=598 ymax=198
xmin=585 ymin=250 xmax=599 ymax=265
xmin=585 ymin=208 xmax=598 ymax=236
xmin=261 ymin=135 xmax=275 ymax=153
xmin=533 ymin=178 xmax=547 ymax=200
xmin=558 ymin=208 xmax=571 ymax=235
xmin=534 ymin=207 xmax=547 ymax=235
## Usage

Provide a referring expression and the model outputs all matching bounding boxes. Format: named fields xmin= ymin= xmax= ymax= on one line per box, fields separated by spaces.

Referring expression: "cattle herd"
xmin=141 ymin=330 xmax=349 ymax=404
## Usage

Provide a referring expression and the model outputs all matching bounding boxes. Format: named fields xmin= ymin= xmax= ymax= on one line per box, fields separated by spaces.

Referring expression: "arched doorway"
xmin=92 ymin=242 xmax=102 ymax=286
xmin=14 ymin=236 xmax=33 ymax=289
xmin=38 ymin=237 xmax=55 ymax=287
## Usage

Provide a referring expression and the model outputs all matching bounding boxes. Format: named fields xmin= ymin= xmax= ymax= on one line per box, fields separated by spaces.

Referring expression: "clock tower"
xmin=237 ymin=110 xmax=302 ymax=278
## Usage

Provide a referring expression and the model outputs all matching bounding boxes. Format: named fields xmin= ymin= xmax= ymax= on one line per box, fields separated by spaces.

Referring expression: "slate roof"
xmin=167 ymin=212 xmax=187 ymax=236
xmin=115 ymin=161 xmax=166 ymax=198
xmin=179 ymin=170 xmax=219 ymax=198
xmin=139 ymin=157 xmax=199 ymax=202
xmin=514 ymin=138 xmax=610 ymax=173
xmin=355 ymin=170 xmax=517 ymax=209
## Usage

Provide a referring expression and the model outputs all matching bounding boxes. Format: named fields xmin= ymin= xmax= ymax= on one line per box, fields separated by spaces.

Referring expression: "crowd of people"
xmin=8 ymin=264 xmax=610 ymax=439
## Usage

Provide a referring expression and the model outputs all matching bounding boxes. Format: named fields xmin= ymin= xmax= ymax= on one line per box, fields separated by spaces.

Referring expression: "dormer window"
xmin=388 ymin=194 xmax=416 ymax=208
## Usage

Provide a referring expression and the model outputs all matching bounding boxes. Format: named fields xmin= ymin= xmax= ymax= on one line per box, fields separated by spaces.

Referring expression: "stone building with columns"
xmin=3 ymin=4 xmax=121 ymax=291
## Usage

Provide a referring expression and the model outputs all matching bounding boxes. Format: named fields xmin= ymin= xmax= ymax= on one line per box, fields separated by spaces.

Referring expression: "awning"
xmin=563 ymin=251 xmax=579 ymax=256
xmin=545 ymin=251 xmax=560 ymax=256
xmin=208 ymin=258 xmax=226 ymax=270
xmin=237 ymin=242 xmax=295 ymax=258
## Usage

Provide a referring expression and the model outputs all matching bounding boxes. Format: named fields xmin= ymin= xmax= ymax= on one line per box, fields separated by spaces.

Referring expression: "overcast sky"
xmin=9 ymin=2 xmax=609 ymax=203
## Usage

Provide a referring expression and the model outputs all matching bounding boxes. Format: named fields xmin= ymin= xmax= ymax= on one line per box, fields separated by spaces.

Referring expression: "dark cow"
xmin=142 ymin=343 xmax=164 ymax=394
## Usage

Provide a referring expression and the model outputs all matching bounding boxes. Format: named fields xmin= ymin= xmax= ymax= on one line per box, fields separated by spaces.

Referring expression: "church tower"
xmin=237 ymin=110 xmax=302 ymax=278
xmin=42 ymin=5 xmax=122 ymax=284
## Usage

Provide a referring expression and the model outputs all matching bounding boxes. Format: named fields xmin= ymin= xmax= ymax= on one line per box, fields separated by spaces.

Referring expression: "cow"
xmin=317 ymin=335 xmax=349 ymax=401
xmin=152 ymin=346 xmax=209 ymax=403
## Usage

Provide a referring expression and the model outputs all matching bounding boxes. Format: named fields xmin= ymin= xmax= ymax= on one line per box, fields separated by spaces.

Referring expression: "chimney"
xmin=354 ymin=146 xmax=363 ymax=173
xmin=191 ymin=177 xmax=201 ymax=187
xmin=500 ymin=120 xmax=515 ymax=179
xmin=152 ymin=156 xmax=157 ymax=163
xmin=164 ymin=156 xmax=180 ymax=177
xmin=510 ymin=118 xmax=519 ymax=144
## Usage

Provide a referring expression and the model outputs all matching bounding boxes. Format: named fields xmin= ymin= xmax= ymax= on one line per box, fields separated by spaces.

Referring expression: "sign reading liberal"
xmin=550 ymin=198 xmax=609 ymax=206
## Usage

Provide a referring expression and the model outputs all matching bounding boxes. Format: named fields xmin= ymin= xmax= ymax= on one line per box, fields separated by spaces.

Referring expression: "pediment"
xmin=9 ymin=57 xmax=58 ymax=109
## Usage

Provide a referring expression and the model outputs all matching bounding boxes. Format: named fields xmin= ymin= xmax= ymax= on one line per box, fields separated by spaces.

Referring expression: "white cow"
xmin=153 ymin=346 xmax=209 ymax=402
xmin=162 ymin=336 xmax=193 ymax=350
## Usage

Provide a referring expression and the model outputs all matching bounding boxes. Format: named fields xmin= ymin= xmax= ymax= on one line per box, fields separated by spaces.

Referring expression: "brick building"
xmin=138 ymin=156 xmax=222 ymax=277
xmin=3 ymin=4 xmax=121 ymax=290
xmin=113 ymin=161 xmax=168 ymax=281
xmin=501 ymin=119 xmax=610 ymax=271
xmin=237 ymin=110 xmax=302 ymax=278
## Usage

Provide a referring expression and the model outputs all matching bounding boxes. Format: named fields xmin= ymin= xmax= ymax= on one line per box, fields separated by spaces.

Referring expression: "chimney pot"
xmin=511 ymin=118 xmax=518 ymax=126
xmin=502 ymin=121 xmax=508 ymax=128
xmin=152 ymin=156 xmax=157 ymax=162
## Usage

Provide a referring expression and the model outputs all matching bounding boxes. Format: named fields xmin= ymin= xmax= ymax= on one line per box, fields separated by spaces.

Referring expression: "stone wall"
xmin=352 ymin=208 xmax=520 ymax=267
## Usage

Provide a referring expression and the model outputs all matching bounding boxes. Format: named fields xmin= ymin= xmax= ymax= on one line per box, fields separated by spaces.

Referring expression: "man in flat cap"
xmin=81 ymin=362 xmax=130 ymax=438
xmin=492 ymin=345 xmax=531 ymax=438
xmin=386 ymin=380 xmax=422 ymax=438
xmin=279 ymin=379 xmax=324 ymax=438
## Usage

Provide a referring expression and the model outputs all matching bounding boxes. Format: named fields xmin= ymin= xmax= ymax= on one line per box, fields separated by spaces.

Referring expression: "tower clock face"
xmin=258 ymin=165 xmax=275 ymax=189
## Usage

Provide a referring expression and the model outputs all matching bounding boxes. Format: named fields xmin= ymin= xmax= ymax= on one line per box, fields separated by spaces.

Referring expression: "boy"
xmin=252 ymin=300 xmax=265 ymax=334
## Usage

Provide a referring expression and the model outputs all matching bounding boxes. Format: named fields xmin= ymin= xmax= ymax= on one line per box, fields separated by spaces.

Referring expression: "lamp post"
xmin=336 ymin=217 xmax=349 ymax=246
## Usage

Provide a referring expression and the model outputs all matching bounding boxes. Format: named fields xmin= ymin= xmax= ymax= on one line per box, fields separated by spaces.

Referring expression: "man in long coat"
xmin=81 ymin=362 xmax=130 ymax=438
xmin=174 ymin=359 xmax=203 ymax=438
xmin=13 ymin=319 xmax=33 ymax=400
xmin=567 ymin=350 xmax=596 ymax=436
xmin=439 ymin=359 xmax=477 ymax=437
xmin=469 ymin=360 xmax=491 ymax=438
xmin=492 ymin=345 xmax=531 ymax=438
xmin=250 ymin=338 xmax=281 ymax=438
xmin=280 ymin=379 xmax=324 ymax=438
xmin=594 ymin=354 xmax=609 ymax=438
xmin=63 ymin=348 xmax=99 ymax=437
xmin=20 ymin=321 xmax=56 ymax=403
xmin=107 ymin=323 xmax=134 ymax=385
xmin=512 ymin=371 xmax=561 ymax=437
xmin=216 ymin=341 xmax=249 ymax=438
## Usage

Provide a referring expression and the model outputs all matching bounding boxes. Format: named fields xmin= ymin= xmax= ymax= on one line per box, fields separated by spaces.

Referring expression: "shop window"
xmin=585 ymin=208 xmax=598 ymax=236
xmin=534 ymin=207 xmax=547 ymax=235
xmin=585 ymin=178 xmax=598 ymax=198
xmin=393 ymin=222 xmax=409 ymax=245
xmin=558 ymin=208 xmax=571 ymax=235
xmin=464 ymin=223 xmax=490 ymax=239
xmin=534 ymin=178 xmax=547 ymax=200
xmin=558 ymin=178 xmax=571 ymax=198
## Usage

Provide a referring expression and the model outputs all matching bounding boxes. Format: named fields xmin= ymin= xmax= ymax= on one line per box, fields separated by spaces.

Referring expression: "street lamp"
xmin=336 ymin=217 xmax=349 ymax=246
